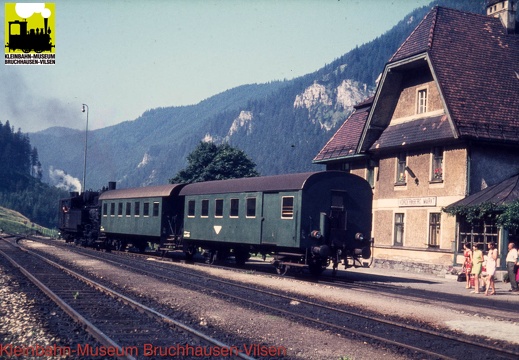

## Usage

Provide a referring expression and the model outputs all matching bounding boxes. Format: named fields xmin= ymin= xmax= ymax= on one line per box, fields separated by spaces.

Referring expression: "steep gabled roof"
xmin=427 ymin=7 xmax=519 ymax=142
xmin=313 ymin=98 xmax=372 ymax=163
xmin=357 ymin=6 xmax=519 ymax=153
xmin=316 ymin=6 xmax=519 ymax=163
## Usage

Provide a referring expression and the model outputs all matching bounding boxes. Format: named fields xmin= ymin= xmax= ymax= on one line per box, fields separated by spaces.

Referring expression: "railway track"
xmin=0 ymin=235 xmax=254 ymax=360
xmin=21 ymin=236 xmax=519 ymax=360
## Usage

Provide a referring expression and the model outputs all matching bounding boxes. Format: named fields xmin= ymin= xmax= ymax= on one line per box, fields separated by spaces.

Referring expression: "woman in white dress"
xmin=485 ymin=242 xmax=498 ymax=296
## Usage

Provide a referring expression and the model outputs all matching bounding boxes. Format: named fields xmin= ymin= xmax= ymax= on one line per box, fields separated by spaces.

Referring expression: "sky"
xmin=1 ymin=0 xmax=432 ymax=133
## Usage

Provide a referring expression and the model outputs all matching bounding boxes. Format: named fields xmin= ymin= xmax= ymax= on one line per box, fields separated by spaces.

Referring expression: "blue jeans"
xmin=507 ymin=262 xmax=518 ymax=290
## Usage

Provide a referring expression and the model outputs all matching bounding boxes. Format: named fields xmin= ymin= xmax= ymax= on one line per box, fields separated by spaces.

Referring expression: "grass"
xmin=0 ymin=206 xmax=58 ymax=238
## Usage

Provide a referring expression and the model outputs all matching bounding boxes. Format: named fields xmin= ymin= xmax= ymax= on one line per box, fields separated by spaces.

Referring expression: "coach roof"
xmin=179 ymin=172 xmax=340 ymax=196
xmin=99 ymin=184 xmax=185 ymax=200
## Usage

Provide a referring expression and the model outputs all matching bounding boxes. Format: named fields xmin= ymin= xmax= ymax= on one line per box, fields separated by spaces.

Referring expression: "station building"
xmin=314 ymin=2 xmax=519 ymax=273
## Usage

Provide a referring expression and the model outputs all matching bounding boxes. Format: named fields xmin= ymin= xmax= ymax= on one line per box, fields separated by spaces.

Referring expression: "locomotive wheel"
xmin=22 ymin=49 xmax=31 ymax=53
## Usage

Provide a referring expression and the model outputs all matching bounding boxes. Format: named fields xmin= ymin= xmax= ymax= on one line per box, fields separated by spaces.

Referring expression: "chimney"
xmin=486 ymin=0 xmax=517 ymax=33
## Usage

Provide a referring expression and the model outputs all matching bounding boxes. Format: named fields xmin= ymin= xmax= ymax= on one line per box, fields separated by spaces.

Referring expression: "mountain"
xmin=30 ymin=0 xmax=486 ymax=191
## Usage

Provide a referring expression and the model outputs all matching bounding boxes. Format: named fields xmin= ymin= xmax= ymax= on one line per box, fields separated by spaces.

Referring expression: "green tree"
xmin=170 ymin=142 xmax=259 ymax=183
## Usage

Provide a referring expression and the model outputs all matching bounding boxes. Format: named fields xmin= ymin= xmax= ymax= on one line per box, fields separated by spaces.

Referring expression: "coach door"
xmin=329 ymin=191 xmax=348 ymax=246
xmin=261 ymin=192 xmax=297 ymax=247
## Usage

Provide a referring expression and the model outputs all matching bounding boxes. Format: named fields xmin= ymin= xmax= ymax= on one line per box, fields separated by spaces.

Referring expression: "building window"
xmin=428 ymin=213 xmax=441 ymax=247
xmin=230 ymin=198 xmax=239 ymax=218
xmin=367 ymin=160 xmax=376 ymax=188
xmin=134 ymin=202 xmax=140 ymax=217
xmin=215 ymin=199 xmax=223 ymax=218
xmin=153 ymin=202 xmax=160 ymax=217
xmin=281 ymin=196 xmax=294 ymax=219
xmin=431 ymin=147 xmax=443 ymax=182
xmin=246 ymin=197 xmax=256 ymax=218
xmin=143 ymin=202 xmax=150 ymax=217
xmin=458 ymin=218 xmax=498 ymax=252
xmin=126 ymin=202 xmax=131 ymax=217
xmin=417 ymin=88 xmax=427 ymax=114
xmin=118 ymin=203 xmax=123 ymax=217
xmin=394 ymin=213 xmax=404 ymax=246
xmin=396 ymin=153 xmax=406 ymax=185
xmin=187 ymin=200 xmax=195 ymax=218
xmin=201 ymin=199 xmax=209 ymax=218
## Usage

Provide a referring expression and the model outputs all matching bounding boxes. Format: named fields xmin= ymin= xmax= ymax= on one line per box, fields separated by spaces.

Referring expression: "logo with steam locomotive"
xmin=4 ymin=3 xmax=55 ymax=65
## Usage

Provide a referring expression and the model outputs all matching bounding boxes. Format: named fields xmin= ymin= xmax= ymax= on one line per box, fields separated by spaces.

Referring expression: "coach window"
xmin=153 ymin=202 xmax=160 ymax=217
xmin=281 ymin=197 xmax=294 ymax=219
xmin=103 ymin=203 xmax=108 ymax=217
xmin=118 ymin=203 xmax=123 ymax=217
xmin=246 ymin=197 xmax=256 ymax=218
xmin=134 ymin=202 xmax=140 ymax=217
xmin=201 ymin=199 xmax=209 ymax=218
xmin=187 ymin=200 xmax=196 ymax=218
xmin=230 ymin=198 xmax=239 ymax=218
xmin=143 ymin=202 xmax=150 ymax=217
xmin=126 ymin=202 xmax=131 ymax=217
xmin=215 ymin=199 xmax=223 ymax=218
xmin=110 ymin=203 xmax=115 ymax=217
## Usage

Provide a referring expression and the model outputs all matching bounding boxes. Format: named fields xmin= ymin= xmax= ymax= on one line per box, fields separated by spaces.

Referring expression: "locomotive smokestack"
xmin=108 ymin=181 xmax=116 ymax=190
xmin=44 ymin=17 xmax=48 ymax=34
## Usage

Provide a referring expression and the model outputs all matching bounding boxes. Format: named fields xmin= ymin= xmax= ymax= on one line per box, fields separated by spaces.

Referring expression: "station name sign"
xmin=398 ymin=197 xmax=437 ymax=207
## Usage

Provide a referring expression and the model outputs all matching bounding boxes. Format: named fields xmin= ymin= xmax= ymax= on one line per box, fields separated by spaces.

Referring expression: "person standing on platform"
xmin=463 ymin=243 xmax=473 ymax=289
xmin=506 ymin=242 xmax=518 ymax=293
xmin=471 ymin=244 xmax=484 ymax=294
xmin=484 ymin=242 xmax=497 ymax=296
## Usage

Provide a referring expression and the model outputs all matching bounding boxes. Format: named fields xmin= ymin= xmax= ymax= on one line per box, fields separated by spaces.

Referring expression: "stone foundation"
xmin=373 ymin=258 xmax=451 ymax=276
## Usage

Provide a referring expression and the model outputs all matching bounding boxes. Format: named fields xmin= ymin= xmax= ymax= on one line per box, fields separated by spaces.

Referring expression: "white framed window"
xmin=428 ymin=213 xmax=441 ymax=247
xmin=394 ymin=213 xmax=404 ymax=246
xmin=417 ymin=88 xmax=427 ymax=114
xmin=281 ymin=196 xmax=294 ymax=219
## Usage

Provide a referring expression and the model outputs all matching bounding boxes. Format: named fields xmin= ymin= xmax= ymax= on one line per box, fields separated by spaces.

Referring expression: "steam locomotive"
xmin=6 ymin=18 xmax=54 ymax=53
xmin=59 ymin=171 xmax=373 ymax=275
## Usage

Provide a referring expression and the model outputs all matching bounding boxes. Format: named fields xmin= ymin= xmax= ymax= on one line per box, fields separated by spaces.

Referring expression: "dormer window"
xmin=417 ymin=89 xmax=427 ymax=114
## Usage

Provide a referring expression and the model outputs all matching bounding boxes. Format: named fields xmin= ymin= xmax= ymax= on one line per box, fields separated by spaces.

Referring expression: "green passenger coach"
xmin=179 ymin=171 xmax=373 ymax=275
xmin=99 ymin=184 xmax=185 ymax=252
